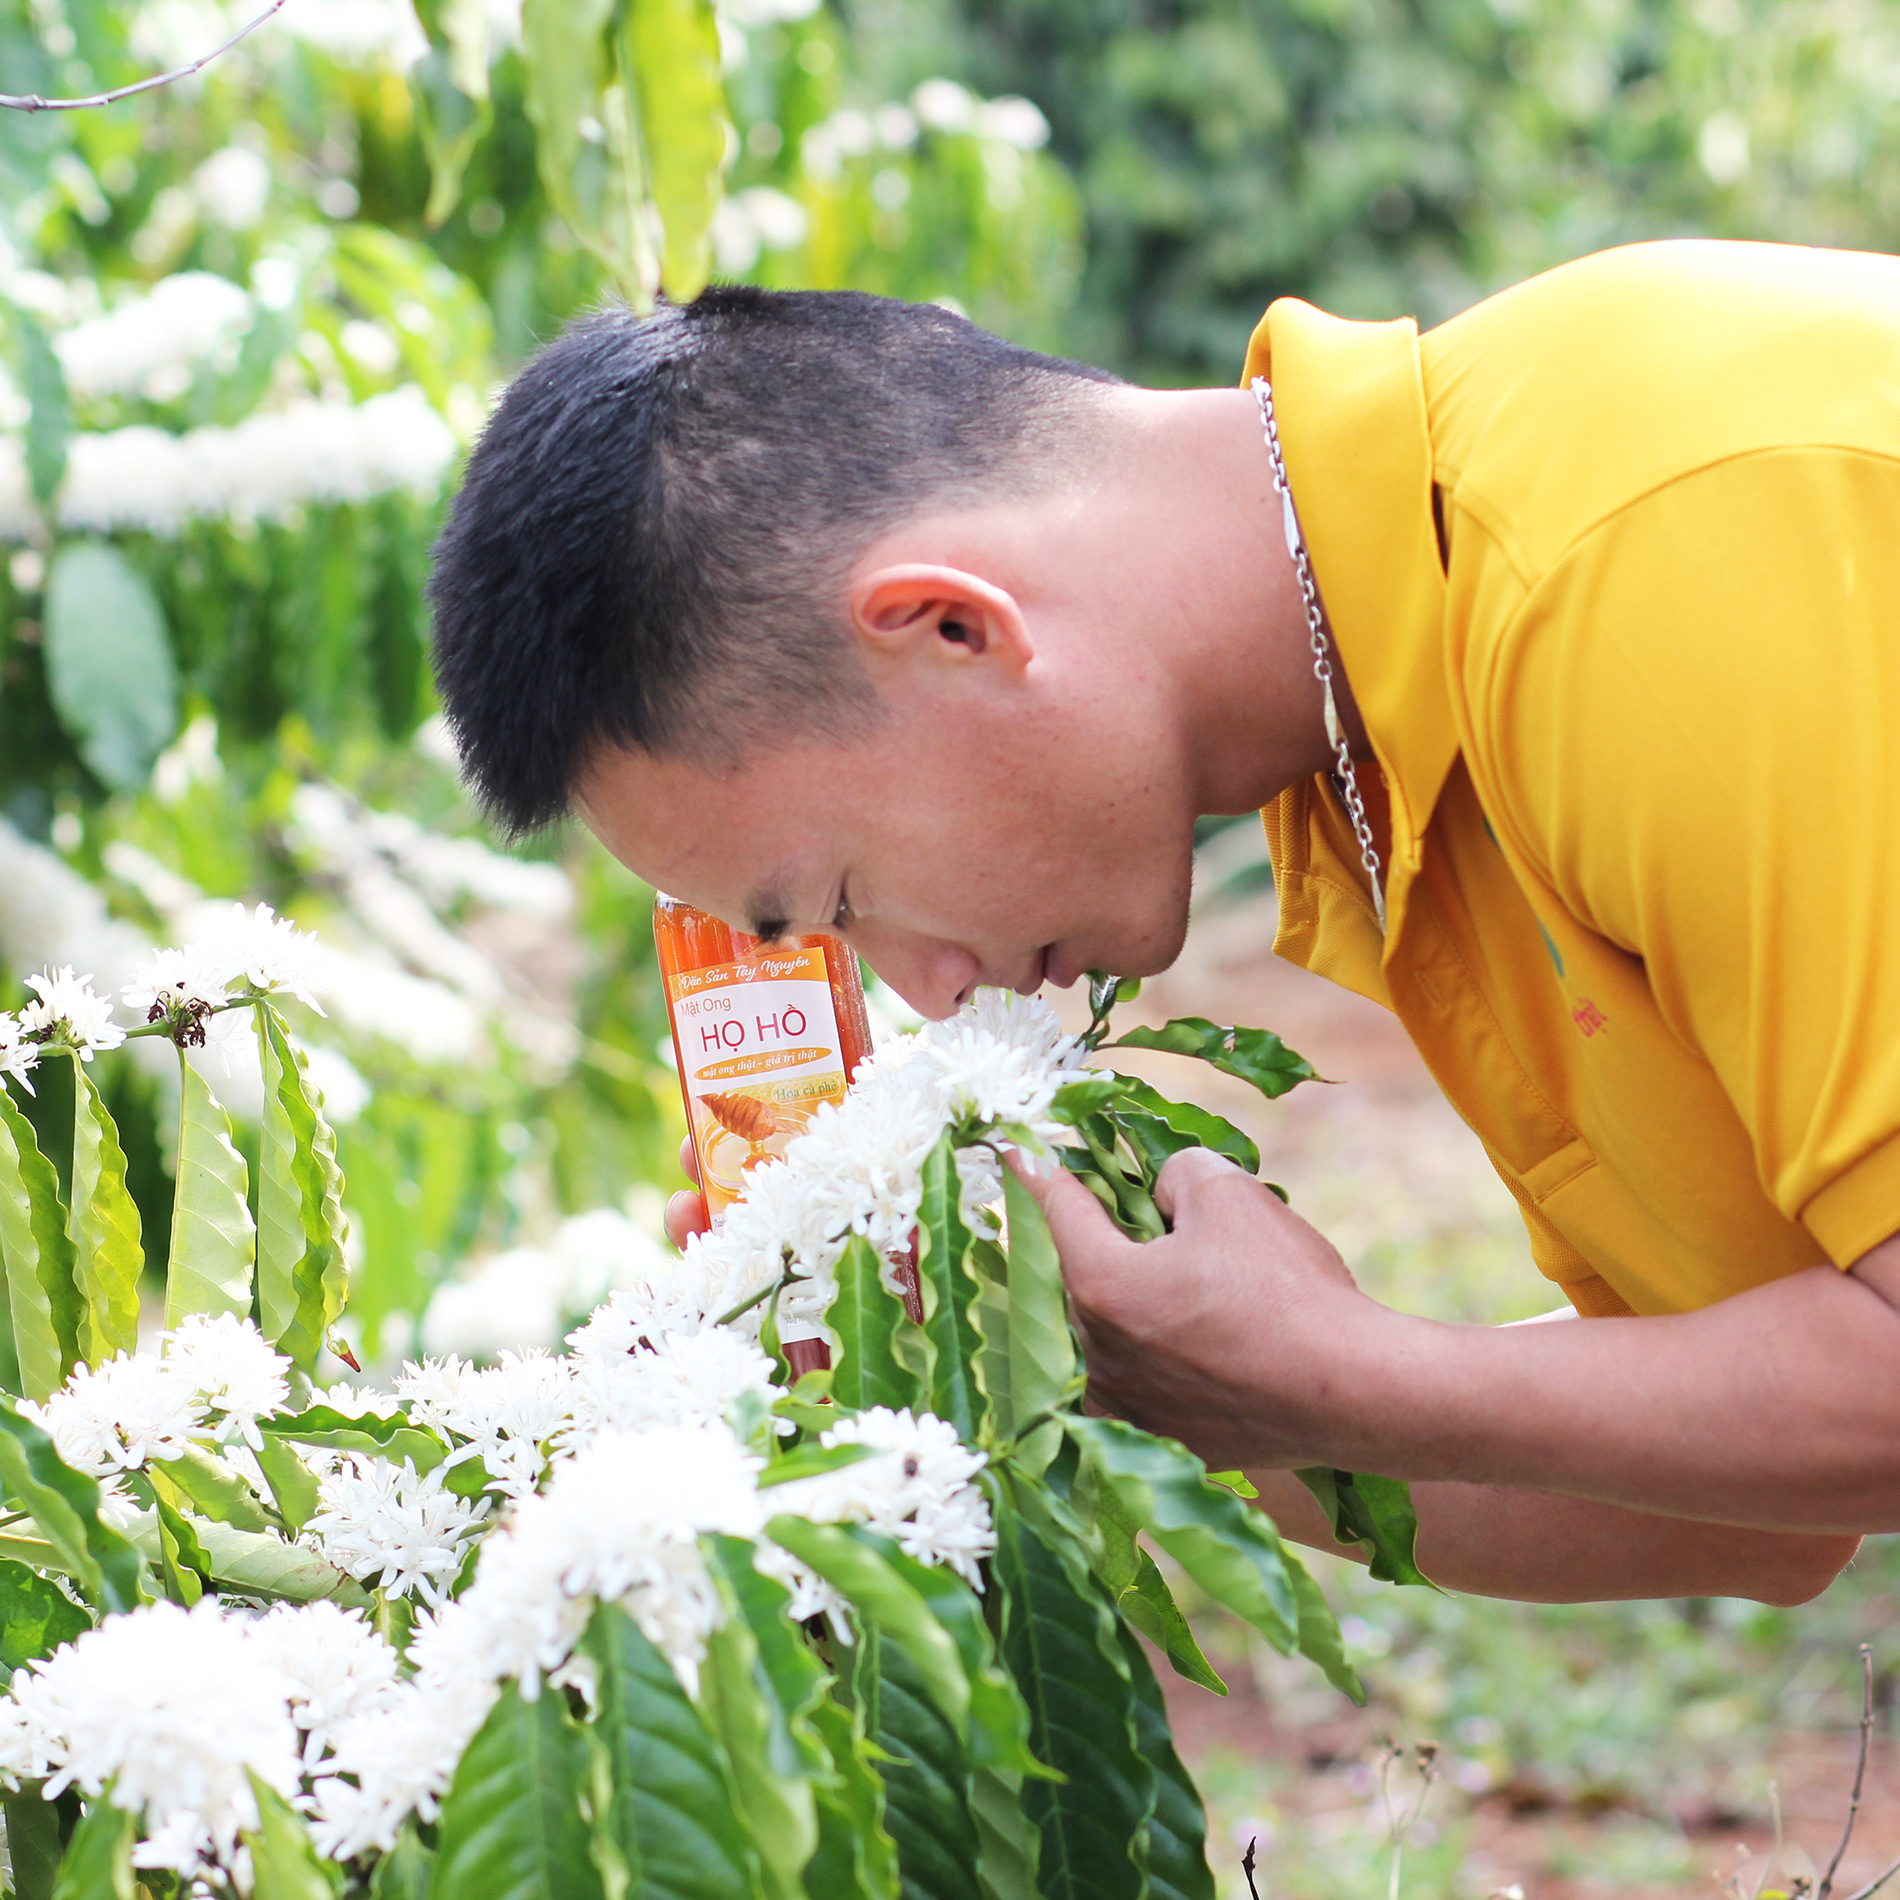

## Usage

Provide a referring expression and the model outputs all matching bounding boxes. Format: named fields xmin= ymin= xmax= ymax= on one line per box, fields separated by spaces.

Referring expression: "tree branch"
xmin=0 ymin=0 xmax=292 ymax=113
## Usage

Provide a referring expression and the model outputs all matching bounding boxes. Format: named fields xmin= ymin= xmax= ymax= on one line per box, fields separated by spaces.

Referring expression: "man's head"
xmin=430 ymin=286 xmax=1119 ymax=833
xmin=431 ymin=287 xmax=1302 ymax=1015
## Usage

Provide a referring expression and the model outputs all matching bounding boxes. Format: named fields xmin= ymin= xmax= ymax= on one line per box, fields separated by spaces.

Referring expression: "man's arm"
xmin=1249 ymin=1469 xmax=1856 ymax=1605
xmin=1020 ymin=1147 xmax=1900 ymax=1552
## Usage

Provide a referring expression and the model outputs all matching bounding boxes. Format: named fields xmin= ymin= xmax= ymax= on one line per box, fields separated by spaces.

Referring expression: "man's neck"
xmin=1093 ymin=382 xmax=1370 ymax=817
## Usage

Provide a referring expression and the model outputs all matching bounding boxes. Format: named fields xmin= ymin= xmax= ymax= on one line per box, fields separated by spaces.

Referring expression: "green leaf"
xmin=245 ymin=1772 xmax=342 ymax=1900
xmin=1112 ymin=1621 xmax=1215 ymax=1900
xmin=150 ymin=1487 xmax=211 ymax=1605
xmin=1107 ymin=1018 xmax=1318 ymax=1102
xmin=991 ymin=1510 xmax=1151 ymax=1900
xmin=1103 ymin=1078 xmax=1260 ymax=1176
xmin=163 ymin=1444 xmax=275 ymax=1533
xmin=855 ymin=1628 xmax=981 ymax=1900
xmin=433 ymin=1683 xmax=604 ymax=1900
xmin=764 ymin=1517 xmax=967 ymax=1741
xmin=857 ymin=1533 xmax=1041 ymax=1778
xmin=581 ymin=1600 xmax=762 ymax=1900
xmin=1066 ymin=1416 xmax=1297 ymax=1654
xmin=1295 ymin=1467 xmax=1429 ymax=1587
xmin=165 ymin=1058 xmax=257 ymax=1327
xmin=969 ymin=1767 xmax=1040 ymax=1900
xmin=0 ymin=1400 xmax=143 ymax=1613
xmin=64 ymin=1062 xmax=142 ymax=1369
xmin=192 ymin=1521 xmax=366 ymax=1604
xmin=49 ymin=1794 xmax=133 ymax=1900
xmin=3 ymin=1785 xmax=65 ymax=1900
xmin=755 ymin=1441 xmax=879 ymax=1490
xmin=1047 ymin=1072 xmax=1123 ymax=1124
xmin=412 ymin=0 xmax=492 ymax=226
xmin=698 ymin=1611 xmax=816 ymax=1900
xmin=8 ymin=300 xmax=70 ymax=510
xmin=521 ymin=0 xmax=660 ymax=308
xmin=916 ymin=1136 xmax=986 ymax=1445
xmin=831 ymin=1235 xmax=921 ymax=1415
xmin=1118 ymin=1551 xmax=1226 ymax=1697
xmin=251 ymin=1434 xmax=322 ymax=1534
xmin=262 ymin=1404 xmax=447 ymax=1476
xmin=1001 ymin=1171 xmax=1074 ymax=1475
xmin=705 ymin=1537 xmax=827 ymax=1776
xmin=0 ymin=1556 xmax=88 ymax=1669
xmin=625 ymin=0 xmax=729 ymax=300
xmin=369 ymin=1822 xmax=434 ymax=1900
xmin=0 ymin=1082 xmax=81 ymax=1399
xmin=806 ymin=1694 xmax=900 ymax=1900
xmin=255 ymin=1005 xmax=349 ymax=1376
xmin=42 ymin=542 xmax=178 ymax=792
xmin=1283 ymin=1548 xmax=1363 ymax=1702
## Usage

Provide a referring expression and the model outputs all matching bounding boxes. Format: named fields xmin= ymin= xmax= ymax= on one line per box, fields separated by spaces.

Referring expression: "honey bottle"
xmin=654 ymin=895 xmax=877 ymax=1377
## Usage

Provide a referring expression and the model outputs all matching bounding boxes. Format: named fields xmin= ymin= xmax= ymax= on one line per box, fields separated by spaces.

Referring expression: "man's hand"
xmin=1016 ymin=1147 xmax=1900 ymax=1540
xmin=1018 ymin=1146 xmax=1397 ymax=1468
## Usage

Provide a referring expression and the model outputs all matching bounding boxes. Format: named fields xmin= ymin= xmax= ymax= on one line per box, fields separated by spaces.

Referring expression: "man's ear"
xmin=849 ymin=565 xmax=1035 ymax=675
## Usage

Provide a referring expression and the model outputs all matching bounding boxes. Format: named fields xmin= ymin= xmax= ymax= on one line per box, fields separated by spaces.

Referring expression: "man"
xmin=429 ymin=239 xmax=1899 ymax=1606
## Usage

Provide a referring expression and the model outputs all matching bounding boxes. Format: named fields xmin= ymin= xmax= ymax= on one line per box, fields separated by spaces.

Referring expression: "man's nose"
xmin=855 ymin=929 xmax=981 ymax=1022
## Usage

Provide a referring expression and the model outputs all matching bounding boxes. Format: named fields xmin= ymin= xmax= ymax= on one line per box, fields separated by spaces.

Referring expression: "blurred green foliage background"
xmin=0 ymin=2 xmax=1897 ymax=1888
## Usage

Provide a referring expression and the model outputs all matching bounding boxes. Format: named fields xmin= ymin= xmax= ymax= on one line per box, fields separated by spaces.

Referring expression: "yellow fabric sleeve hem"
xmin=1801 ymin=1126 xmax=1900 ymax=1268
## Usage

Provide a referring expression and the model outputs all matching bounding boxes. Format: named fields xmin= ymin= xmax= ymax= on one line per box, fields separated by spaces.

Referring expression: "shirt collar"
xmin=1242 ymin=298 xmax=1455 ymax=935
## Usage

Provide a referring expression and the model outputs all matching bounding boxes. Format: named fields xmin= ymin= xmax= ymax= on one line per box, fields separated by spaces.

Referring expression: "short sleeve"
xmin=1478 ymin=445 xmax=1900 ymax=1267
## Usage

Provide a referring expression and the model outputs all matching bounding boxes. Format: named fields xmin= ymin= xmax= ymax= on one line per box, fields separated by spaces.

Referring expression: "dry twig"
xmin=1241 ymin=1835 xmax=1262 ymax=1900
xmin=1819 ymin=1646 xmax=1877 ymax=1900
xmin=0 ymin=0 xmax=291 ymax=112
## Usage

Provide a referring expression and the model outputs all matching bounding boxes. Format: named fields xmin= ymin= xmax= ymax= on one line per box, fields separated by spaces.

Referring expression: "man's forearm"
xmin=1244 ymin=1470 xmax=1859 ymax=1606
xmin=1290 ymin=1250 xmax=1900 ymax=1533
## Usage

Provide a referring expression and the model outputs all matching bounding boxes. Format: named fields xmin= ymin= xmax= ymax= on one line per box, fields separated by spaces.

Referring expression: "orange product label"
xmin=668 ymin=949 xmax=847 ymax=1219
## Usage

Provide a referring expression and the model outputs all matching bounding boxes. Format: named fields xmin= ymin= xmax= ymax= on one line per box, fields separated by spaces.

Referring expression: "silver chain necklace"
xmin=1251 ymin=374 xmax=1387 ymax=931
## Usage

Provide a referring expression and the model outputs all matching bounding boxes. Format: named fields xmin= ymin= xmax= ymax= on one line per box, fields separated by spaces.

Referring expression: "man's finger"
xmin=665 ymin=1187 xmax=710 ymax=1250
xmin=678 ymin=1135 xmax=700 ymax=1187
xmin=1151 ymin=1143 xmax=1256 ymax=1224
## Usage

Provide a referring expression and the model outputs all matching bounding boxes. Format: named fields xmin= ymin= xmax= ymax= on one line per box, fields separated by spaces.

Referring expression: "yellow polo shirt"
xmin=1247 ymin=240 xmax=1900 ymax=1318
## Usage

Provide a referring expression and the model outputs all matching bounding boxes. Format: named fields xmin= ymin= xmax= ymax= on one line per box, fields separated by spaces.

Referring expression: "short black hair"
xmin=428 ymin=286 xmax=1119 ymax=835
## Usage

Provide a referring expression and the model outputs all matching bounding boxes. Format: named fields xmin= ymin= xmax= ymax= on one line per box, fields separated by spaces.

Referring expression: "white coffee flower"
xmin=770 ymin=1407 xmax=995 ymax=1587
xmin=431 ymin=1422 xmax=765 ymax=1697
xmin=308 ymin=1672 xmax=498 ymax=1861
xmin=308 ymin=1379 xmax=394 ymax=1418
xmin=399 ymin=1350 xmax=574 ymax=1500
xmin=28 ymin=1353 xmax=205 ymax=1476
xmin=0 ymin=1012 xmax=37 ymax=1092
xmin=247 ymin=1601 xmax=401 ymax=1767
xmin=19 ymin=966 xmax=125 ymax=1060
xmin=9 ymin=1598 xmax=302 ymax=1876
xmin=161 ymin=1313 xmax=291 ymax=1449
xmin=0 ymin=1694 xmax=57 ymax=1787
xmin=919 ymin=988 xmax=1090 ymax=1139
xmin=305 ymin=1456 xmax=489 ymax=1605
xmin=562 ymin=1326 xmax=781 ymax=1453
xmin=121 ymin=942 xmax=234 ymax=1019
xmin=196 ymin=903 xmax=328 ymax=1013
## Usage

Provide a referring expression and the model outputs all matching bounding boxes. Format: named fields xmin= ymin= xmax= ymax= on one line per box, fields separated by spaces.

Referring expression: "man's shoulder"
xmin=1421 ymin=240 xmax=1900 ymax=581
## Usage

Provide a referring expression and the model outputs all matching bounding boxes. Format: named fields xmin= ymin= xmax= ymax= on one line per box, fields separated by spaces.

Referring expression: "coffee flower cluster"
xmin=0 ymin=901 xmax=326 ymax=1091
xmin=0 ymin=983 xmax=1102 ymax=1883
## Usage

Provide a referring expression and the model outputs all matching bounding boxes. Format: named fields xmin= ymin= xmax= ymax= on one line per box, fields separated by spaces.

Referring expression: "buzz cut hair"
xmin=427 ymin=286 xmax=1122 ymax=835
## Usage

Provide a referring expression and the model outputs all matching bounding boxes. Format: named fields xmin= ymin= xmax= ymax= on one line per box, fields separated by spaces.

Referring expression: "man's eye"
xmin=831 ymin=892 xmax=852 ymax=931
